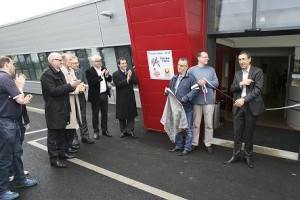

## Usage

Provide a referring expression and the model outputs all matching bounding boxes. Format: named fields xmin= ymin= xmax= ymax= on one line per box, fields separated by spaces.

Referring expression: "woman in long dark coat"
xmin=112 ymin=57 xmax=138 ymax=138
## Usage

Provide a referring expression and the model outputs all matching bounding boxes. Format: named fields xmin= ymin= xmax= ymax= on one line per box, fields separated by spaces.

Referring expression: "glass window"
xmin=256 ymin=0 xmax=300 ymax=29
xmin=24 ymin=54 xmax=37 ymax=80
xmin=214 ymin=0 xmax=253 ymax=32
xmin=17 ymin=55 xmax=30 ymax=79
xmin=38 ymin=52 xmax=49 ymax=71
xmin=30 ymin=53 xmax=43 ymax=80
xmin=75 ymin=49 xmax=90 ymax=72
xmin=115 ymin=46 xmax=134 ymax=69
xmin=11 ymin=55 xmax=22 ymax=75
xmin=101 ymin=47 xmax=117 ymax=74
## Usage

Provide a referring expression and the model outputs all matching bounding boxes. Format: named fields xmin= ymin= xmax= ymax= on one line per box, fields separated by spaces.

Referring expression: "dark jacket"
xmin=86 ymin=66 xmax=112 ymax=103
xmin=231 ymin=66 xmax=265 ymax=116
xmin=112 ymin=68 xmax=138 ymax=120
xmin=169 ymin=72 xmax=199 ymax=112
xmin=41 ymin=65 xmax=75 ymax=129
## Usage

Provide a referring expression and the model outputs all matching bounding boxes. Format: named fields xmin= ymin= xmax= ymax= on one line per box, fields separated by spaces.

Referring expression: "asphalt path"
xmin=9 ymin=95 xmax=300 ymax=200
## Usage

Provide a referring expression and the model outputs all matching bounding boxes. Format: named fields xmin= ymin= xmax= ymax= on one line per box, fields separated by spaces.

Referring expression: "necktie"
xmin=175 ymin=75 xmax=182 ymax=94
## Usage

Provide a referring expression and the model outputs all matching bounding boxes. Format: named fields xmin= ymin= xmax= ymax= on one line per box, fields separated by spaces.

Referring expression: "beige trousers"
xmin=192 ymin=104 xmax=215 ymax=146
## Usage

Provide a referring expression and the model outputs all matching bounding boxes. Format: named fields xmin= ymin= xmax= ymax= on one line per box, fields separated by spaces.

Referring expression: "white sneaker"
xmin=9 ymin=176 xmax=14 ymax=182
xmin=24 ymin=170 xmax=29 ymax=175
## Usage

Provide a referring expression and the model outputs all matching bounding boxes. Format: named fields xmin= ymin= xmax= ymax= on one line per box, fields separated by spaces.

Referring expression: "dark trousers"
xmin=91 ymin=93 xmax=108 ymax=134
xmin=119 ymin=118 xmax=135 ymax=133
xmin=78 ymin=93 xmax=89 ymax=138
xmin=234 ymin=104 xmax=257 ymax=155
xmin=65 ymin=129 xmax=76 ymax=150
xmin=47 ymin=129 xmax=66 ymax=163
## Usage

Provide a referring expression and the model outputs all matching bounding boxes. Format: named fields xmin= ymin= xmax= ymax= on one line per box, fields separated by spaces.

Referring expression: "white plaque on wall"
xmin=147 ymin=50 xmax=174 ymax=80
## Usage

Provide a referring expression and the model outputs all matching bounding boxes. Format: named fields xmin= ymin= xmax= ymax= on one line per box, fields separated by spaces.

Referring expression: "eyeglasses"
xmin=178 ymin=64 xmax=187 ymax=67
xmin=53 ymin=59 xmax=62 ymax=62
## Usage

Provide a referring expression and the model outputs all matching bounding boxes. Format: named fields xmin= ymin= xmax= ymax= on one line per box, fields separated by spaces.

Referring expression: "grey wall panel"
xmin=31 ymin=4 xmax=104 ymax=52
xmin=0 ymin=0 xmax=131 ymax=56
xmin=0 ymin=21 xmax=37 ymax=55
xmin=96 ymin=0 xmax=130 ymax=46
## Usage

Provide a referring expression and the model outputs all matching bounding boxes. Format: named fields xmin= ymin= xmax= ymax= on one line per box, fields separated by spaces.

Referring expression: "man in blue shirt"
xmin=0 ymin=56 xmax=37 ymax=200
xmin=188 ymin=51 xmax=219 ymax=154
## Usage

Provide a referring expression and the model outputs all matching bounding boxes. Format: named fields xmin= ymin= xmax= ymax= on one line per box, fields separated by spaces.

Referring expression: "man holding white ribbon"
xmin=223 ymin=51 xmax=265 ymax=168
xmin=188 ymin=51 xmax=219 ymax=154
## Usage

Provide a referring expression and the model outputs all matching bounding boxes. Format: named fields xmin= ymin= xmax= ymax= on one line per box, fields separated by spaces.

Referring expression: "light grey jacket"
xmin=160 ymin=89 xmax=188 ymax=143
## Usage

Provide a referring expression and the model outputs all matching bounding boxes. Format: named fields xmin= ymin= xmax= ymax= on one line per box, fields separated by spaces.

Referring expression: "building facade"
xmin=1 ymin=0 xmax=300 ymax=131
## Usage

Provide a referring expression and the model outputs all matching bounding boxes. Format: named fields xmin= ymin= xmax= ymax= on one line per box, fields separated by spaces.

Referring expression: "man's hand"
xmin=127 ymin=69 xmax=132 ymax=82
xmin=234 ymin=98 xmax=245 ymax=107
xmin=164 ymin=87 xmax=169 ymax=96
xmin=104 ymin=68 xmax=109 ymax=76
xmin=15 ymin=73 xmax=26 ymax=92
xmin=197 ymin=78 xmax=206 ymax=86
xmin=240 ymin=79 xmax=253 ymax=86
xmin=23 ymin=94 xmax=33 ymax=104
xmin=77 ymin=83 xmax=86 ymax=92
xmin=70 ymin=79 xmax=81 ymax=87
xmin=181 ymin=96 xmax=188 ymax=103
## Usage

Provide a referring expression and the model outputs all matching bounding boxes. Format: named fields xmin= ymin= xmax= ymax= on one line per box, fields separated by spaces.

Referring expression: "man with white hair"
xmin=86 ymin=55 xmax=113 ymax=139
xmin=41 ymin=52 xmax=81 ymax=168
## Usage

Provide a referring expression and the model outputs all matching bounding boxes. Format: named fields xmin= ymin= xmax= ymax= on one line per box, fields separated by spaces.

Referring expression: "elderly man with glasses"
xmin=41 ymin=52 xmax=81 ymax=168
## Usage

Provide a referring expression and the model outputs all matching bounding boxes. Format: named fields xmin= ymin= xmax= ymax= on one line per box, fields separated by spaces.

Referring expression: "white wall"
xmin=0 ymin=0 xmax=130 ymax=55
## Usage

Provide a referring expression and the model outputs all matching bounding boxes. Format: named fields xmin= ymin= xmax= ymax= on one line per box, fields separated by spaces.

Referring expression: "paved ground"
xmin=9 ymin=95 xmax=300 ymax=200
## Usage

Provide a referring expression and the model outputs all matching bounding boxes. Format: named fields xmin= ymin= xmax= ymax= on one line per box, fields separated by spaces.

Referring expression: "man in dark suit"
xmin=86 ymin=55 xmax=112 ymax=139
xmin=223 ymin=51 xmax=265 ymax=168
xmin=41 ymin=52 xmax=81 ymax=168
xmin=112 ymin=57 xmax=138 ymax=138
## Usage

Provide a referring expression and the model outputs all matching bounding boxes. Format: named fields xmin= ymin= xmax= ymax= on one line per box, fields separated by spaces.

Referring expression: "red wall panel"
xmin=124 ymin=0 xmax=207 ymax=132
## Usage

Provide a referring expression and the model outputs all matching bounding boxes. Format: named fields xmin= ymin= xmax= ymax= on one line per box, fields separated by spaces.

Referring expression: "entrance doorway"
xmin=216 ymin=44 xmax=293 ymax=129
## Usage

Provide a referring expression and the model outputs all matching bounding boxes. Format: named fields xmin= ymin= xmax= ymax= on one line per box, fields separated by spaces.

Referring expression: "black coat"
xmin=41 ymin=65 xmax=74 ymax=129
xmin=112 ymin=68 xmax=138 ymax=120
xmin=86 ymin=66 xmax=112 ymax=103
xmin=231 ymin=66 xmax=265 ymax=116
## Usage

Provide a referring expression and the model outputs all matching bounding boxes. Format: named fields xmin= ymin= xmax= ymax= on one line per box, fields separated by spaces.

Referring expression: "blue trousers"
xmin=175 ymin=111 xmax=193 ymax=151
xmin=0 ymin=118 xmax=26 ymax=195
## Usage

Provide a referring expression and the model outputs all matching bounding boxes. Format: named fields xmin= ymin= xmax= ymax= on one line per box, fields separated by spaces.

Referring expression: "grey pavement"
xmin=11 ymin=94 xmax=300 ymax=200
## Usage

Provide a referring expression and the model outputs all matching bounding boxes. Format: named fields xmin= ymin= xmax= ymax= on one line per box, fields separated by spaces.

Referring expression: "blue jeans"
xmin=0 ymin=118 xmax=26 ymax=195
xmin=175 ymin=110 xmax=193 ymax=151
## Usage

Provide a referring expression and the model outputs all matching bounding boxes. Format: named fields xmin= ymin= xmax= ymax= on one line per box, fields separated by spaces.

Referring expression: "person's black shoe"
xmin=168 ymin=148 xmax=182 ymax=152
xmin=72 ymin=145 xmax=80 ymax=149
xmin=222 ymin=155 xmax=241 ymax=164
xmin=102 ymin=130 xmax=112 ymax=137
xmin=59 ymin=154 xmax=75 ymax=159
xmin=51 ymin=160 xmax=67 ymax=168
xmin=205 ymin=146 xmax=214 ymax=154
xmin=246 ymin=156 xmax=255 ymax=168
xmin=191 ymin=145 xmax=198 ymax=152
xmin=81 ymin=137 xmax=94 ymax=144
xmin=120 ymin=133 xmax=125 ymax=138
xmin=66 ymin=148 xmax=77 ymax=153
xmin=179 ymin=150 xmax=189 ymax=156
xmin=59 ymin=154 xmax=74 ymax=160
xmin=128 ymin=131 xmax=137 ymax=138
xmin=93 ymin=133 xmax=100 ymax=139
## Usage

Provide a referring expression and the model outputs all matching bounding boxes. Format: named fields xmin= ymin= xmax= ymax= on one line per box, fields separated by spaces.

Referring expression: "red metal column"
xmin=124 ymin=0 xmax=207 ymax=132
